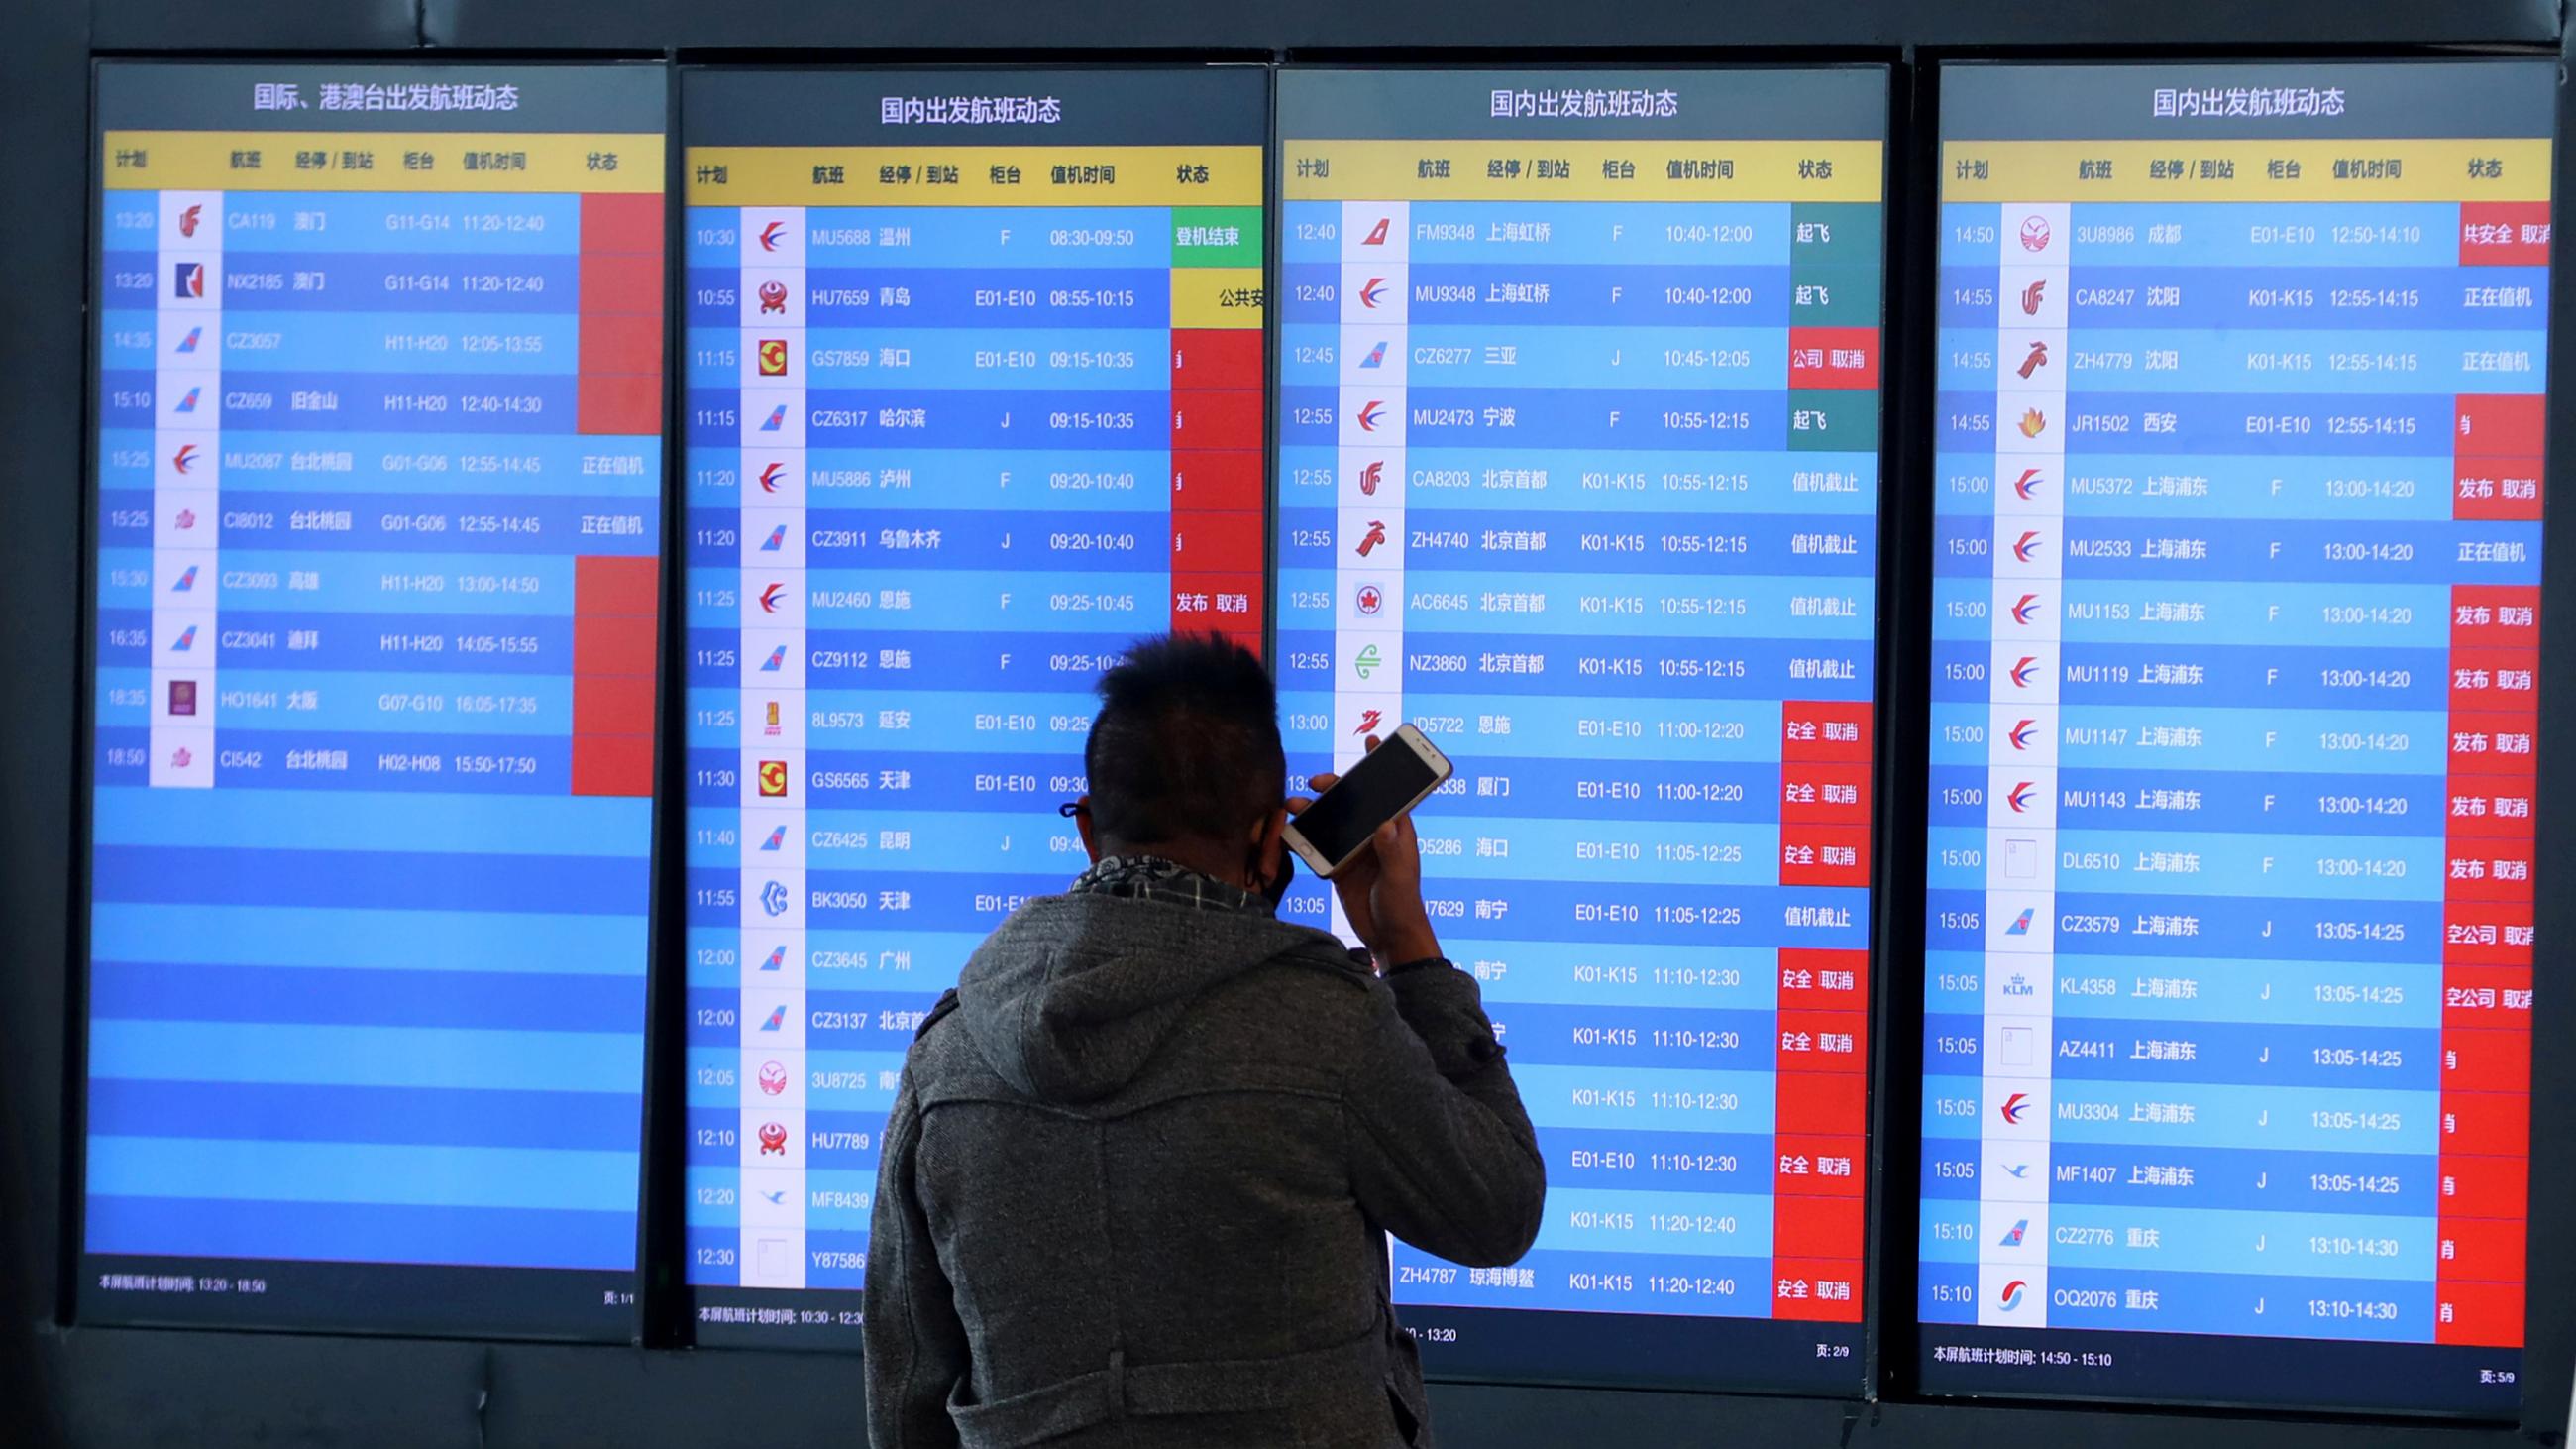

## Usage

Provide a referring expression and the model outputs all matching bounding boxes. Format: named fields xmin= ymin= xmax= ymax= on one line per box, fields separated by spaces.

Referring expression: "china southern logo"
xmin=759 ymin=646 xmax=788 ymax=672
xmin=2012 ymin=530 xmax=2043 ymax=563
xmin=174 ymin=325 xmax=202 ymax=355
xmin=759 ymin=404 xmax=788 ymax=432
xmin=1359 ymin=341 xmax=1387 ymax=369
xmin=760 ymin=525 xmax=788 ymax=552
xmin=2000 ymin=1092 xmax=2031 ymax=1125
xmin=2006 ymin=781 xmax=2037 ymax=814
xmin=760 ymin=1004 xmax=787 ymax=1032
xmin=170 ymin=565 xmax=198 ymax=593
xmin=761 ymin=879 xmax=791 ymax=917
xmin=760 ymin=826 xmax=787 ymax=852
xmin=2009 ymin=657 xmax=2040 ymax=689
xmin=1999 ymin=1219 xmax=2029 ymax=1248
xmin=760 ymin=946 xmax=786 ymax=971
xmin=1999 ymin=1279 xmax=2028 ymax=1310
xmin=2004 ymin=907 xmax=2035 ymax=936
xmin=1359 ymin=277 xmax=1389 ymax=309
xmin=2008 ymin=719 xmax=2038 ymax=751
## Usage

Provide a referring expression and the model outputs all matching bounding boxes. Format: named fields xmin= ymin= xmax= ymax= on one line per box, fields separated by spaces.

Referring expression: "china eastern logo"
xmin=2006 ymin=781 xmax=2037 ymax=814
xmin=2000 ymin=1092 xmax=2031 ymax=1125
xmin=2008 ymin=719 xmax=2038 ymax=751
xmin=759 ymin=582 xmax=788 ymax=613
xmin=1356 ymin=400 xmax=1387 ymax=432
xmin=758 ymin=462 xmax=789 ymax=494
xmin=2011 ymin=594 xmax=2041 ymax=625
xmin=1359 ymin=277 xmax=1389 ymax=309
xmin=2011 ymin=468 xmax=2044 ymax=501
xmin=759 ymin=220 xmax=789 ymax=253
xmin=2009 ymin=657 xmax=2040 ymax=689
xmin=2012 ymin=530 xmax=2043 ymax=564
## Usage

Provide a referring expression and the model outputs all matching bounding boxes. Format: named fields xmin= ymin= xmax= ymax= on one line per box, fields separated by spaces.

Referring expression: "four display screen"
xmin=76 ymin=56 xmax=2554 ymax=1414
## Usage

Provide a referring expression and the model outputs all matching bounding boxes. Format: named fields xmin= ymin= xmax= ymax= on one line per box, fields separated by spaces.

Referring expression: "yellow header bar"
xmin=104 ymin=131 xmax=664 ymax=193
xmin=1944 ymin=139 xmax=2551 ymax=203
xmin=1284 ymin=140 xmax=1881 ymax=203
xmin=687 ymin=147 xmax=1262 ymax=207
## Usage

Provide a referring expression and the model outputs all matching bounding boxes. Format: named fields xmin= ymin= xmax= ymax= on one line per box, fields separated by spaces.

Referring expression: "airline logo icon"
xmin=2019 ymin=278 xmax=2047 ymax=316
xmin=167 ymin=680 xmax=196 ymax=716
xmin=2001 ymin=1092 xmax=2031 ymax=1124
xmin=2017 ymin=407 xmax=2047 ymax=439
xmin=1999 ymin=1279 xmax=2028 ymax=1309
xmin=174 ymin=387 xmax=201 ymax=414
xmin=758 ymin=462 xmax=788 ymax=494
xmin=758 ymin=339 xmax=789 ymax=377
xmin=174 ymin=325 xmax=202 ymax=355
xmin=2000 ymin=1162 xmax=2032 ymax=1179
xmin=1359 ymin=277 xmax=1389 ymax=309
xmin=760 ymin=1005 xmax=787 ymax=1032
xmin=761 ymin=880 xmax=791 ymax=917
xmin=170 ymin=745 xmax=192 ymax=769
xmin=2017 ymin=341 xmax=2049 ymax=379
xmin=2008 ymin=719 xmax=2038 ymax=751
xmin=170 ymin=624 xmax=197 ymax=652
xmin=1358 ymin=461 xmax=1382 ymax=496
xmin=2011 ymin=593 xmax=2040 ymax=625
xmin=173 ymin=262 xmax=205 ymax=299
xmin=764 ymin=700 xmax=782 ymax=735
xmin=761 ymin=946 xmax=786 ymax=971
xmin=2006 ymin=781 xmax=2037 ymax=814
xmin=1354 ymin=708 xmax=1382 ymax=735
xmin=1356 ymin=583 xmax=1384 ymax=615
xmin=171 ymin=565 xmax=198 ymax=593
xmin=758 ymin=1122 xmax=788 ymax=1155
xmin=171 ymin=443 xmax=200 ymax=475
xmin=2009 ymin=657 xmax=2040 ymax=689
xmin=759 ymin=1189 xmax=788 ymax=1206
xmin=760 ymin=645 xmax=788 ymax=672
xmin=1360 ymin=341 xmax=1387 ymax=369
xmin=2005 ymin=907 xmax=2035 ymax=937
xmin=174 ymin=508 xmax=197 ymax=531
xmin=759 ymin=582 xmax=788 ymax=613
xmin=2002 ymin=971 xmax=2035 ymax=997
xmin=760 ymin=826 xmax=787 ymax=852
xmin=2000 ymin=1219 xmax=2029 ymax=1248
xmin=2013 ymin=531 xmax=2043 ymax=563
xmin=1356 ymin=400 xmax=1387 ymax=432
xmin=2019 ymin=215 xmax=2051 ymax=252
xmin=758 ymin=1060 xmax=790 ymax=1095
xmin=2011 ymin=468 xmax=2043 ymax=501
xmin=760 ymin=525 xmax=788 ymax=552
xmin=758 ymin=760 xmax=789 ymax=797
xmin=178 ymin=203 xmax=203 ymax=238
xmin=1353 ymin=643 xmax=1382 ymax=680
xmin=759 ymin=405 xmax=788 ymax=432
xmin=1356 ymin=520 xmax=1386 ymax=558
xmin=759 ymin=280 xmax=790 ymax=313
xmin=1362 ymin=217 xmax=1389 ymax=246
xmin=759 ymin=220 xmax=788 ymax=252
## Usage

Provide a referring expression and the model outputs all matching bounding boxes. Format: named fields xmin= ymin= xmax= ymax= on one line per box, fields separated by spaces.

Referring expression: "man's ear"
xmin=1254 ymin=805 xmax=1289 ymax=881
xmin=1075 ymin=795 xmax=1101 ymax=863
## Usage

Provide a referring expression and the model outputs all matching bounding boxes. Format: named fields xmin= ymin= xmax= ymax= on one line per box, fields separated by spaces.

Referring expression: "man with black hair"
xmin=866 ymin=632 xmax=1545 ymax=1449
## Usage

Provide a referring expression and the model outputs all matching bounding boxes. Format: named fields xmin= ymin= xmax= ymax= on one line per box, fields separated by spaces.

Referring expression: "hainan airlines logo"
xmin=1359 ymin=277 xmax=1388 ymax=309
xmin=2001 ymin=1092 xmax=2031 ymax=1125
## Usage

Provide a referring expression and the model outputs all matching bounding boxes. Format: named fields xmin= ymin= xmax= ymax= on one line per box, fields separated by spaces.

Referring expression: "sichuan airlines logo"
xmin=2006 ymin=781 xmax=2037 ymax=814
xmin=1361 ymin=217 xmax=1389 ymax=246
xmin=2012 ymin=531 xmax=2043 ymax=563
xmin=759 ymin=220 xmax=789 ymax=253
xmin=2018 ymin=215 xmax=2050 ymax=252
xmin=2008 ymin=719 xmax=2038 ymax=751
xmin=2009 ymin=656 xmax=2040 ymax=689
xmin=2000 ymin=1092 xmax=2031 ymax=1124
xmin=1359 ymin=277 xmax=1388 ymax=309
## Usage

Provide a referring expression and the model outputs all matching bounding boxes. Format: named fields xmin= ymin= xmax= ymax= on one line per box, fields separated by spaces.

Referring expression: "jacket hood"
xmin=951 ymin=891 xmax=1360 ymax=1104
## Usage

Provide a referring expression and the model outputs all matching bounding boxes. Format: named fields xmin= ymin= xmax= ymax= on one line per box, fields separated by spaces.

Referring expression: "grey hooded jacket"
xmin=863 ymin=879 xmax=1547 ymax=1448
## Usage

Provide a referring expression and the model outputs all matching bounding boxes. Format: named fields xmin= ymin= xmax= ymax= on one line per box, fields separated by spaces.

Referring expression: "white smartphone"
xmin=1282 ymin=723 xmax=1454 ymax=878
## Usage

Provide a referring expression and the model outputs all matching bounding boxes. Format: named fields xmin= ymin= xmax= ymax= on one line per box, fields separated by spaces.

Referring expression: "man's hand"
xmin=1288 ymin=735 xmax=1442 ymax=969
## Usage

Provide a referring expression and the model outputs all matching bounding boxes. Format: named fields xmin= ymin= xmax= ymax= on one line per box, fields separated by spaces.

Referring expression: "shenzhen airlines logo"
xmin=2010 ymin=657 xmax=2040 ymax=689
xmin=758 ymin=339 xmax=790 ymax=377
xmin=2011 ymin=593 xmax=2040 ymax=625
xmin=1999 ymin=1279 xmax=2028 ymax=1309
xmin=2019 ymin=278 xmax=2047 ymax=316
xmin=178 ymin=203 xmax=202 ymax=238
xmin=2006 ymin=781 xmax=2037 ymax=814
xmin=1358 ymin=461 xmax=1382 ymax=496
xmin=759 ymin=582 xmax=788 ymax=613
xmin=171 ymin=443 xmax=201 ymax=476
xmin=1355 ymin=520 xmax=1386 ymax=558
xmin=2017 ymin=341 xmax=2049 ymax=379
xmin=173 ymin=262 xmax=205 ymax=298
xmin=759 ymin=220 xmax=789 ymax=252
xmin=1356 ymin=400 xmax=1386 ymax=432
xmin=2008 ymin=719 xmax=2038 ymax=751
xmin=2000 ymin=1092 xmax=2031 ymax=1124
xmin=1361 ymin=217 xmax=1389 ymax=246
xmin=2011 ymin=468 xmax=2043 ymax=501
xmin=2004 ymin=907 xmax=2035 ymax=937
xmin=758 ymin=462 xmax=788 ymax=494
xmin=758 ymin=760 xmax=789 ymax=797
xmin=1359 ymin=277 xmax=1388 ymax=309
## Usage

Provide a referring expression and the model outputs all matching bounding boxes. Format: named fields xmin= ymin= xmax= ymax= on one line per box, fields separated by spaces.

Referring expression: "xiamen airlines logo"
xmin=2011 ymin=594 xmax=2040 ymax=625
xmin=2009 ymin=719 xmax=2038 ymax=751
xmin=1999 ymin=1279 xmax=2028 ymax=1309
xmin=2007 ymin=781 xmax=2037 ymax=814
xmin=2001 ymin=1092 xmax=2031 ymax=1124
xmin=1359 ymin=277 xmax=1388 ymax=309
xmin=759 ymin=220 xmax=788 ymax=252
xmin=2009 ymin=657 xmax=2040 ymax=689
xmin=2013 ymin=531 xmax=2043 ymax=563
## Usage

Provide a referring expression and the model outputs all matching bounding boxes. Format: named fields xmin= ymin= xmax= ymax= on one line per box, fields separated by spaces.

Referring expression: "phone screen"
xmin=1293 ymin=737 xmax=1444 ymax=868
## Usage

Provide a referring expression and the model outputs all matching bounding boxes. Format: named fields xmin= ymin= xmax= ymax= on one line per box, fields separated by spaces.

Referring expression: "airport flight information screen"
xmin=679 ymin=67 xmax=1267 ymax=1345
xmin=83 ymin=62 xmax=666 ymax=1337
xmin=1275 ymin=67 xmax=1886 ymax=1392
xmin=1921 ymin=60 xmax=2549 ymax=1414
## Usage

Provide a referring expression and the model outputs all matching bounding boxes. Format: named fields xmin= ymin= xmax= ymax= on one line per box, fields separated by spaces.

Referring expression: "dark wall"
xmin=9 ymin=0 xmax=2573 ymax=1445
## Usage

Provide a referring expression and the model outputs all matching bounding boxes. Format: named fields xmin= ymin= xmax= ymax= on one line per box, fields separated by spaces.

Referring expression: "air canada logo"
xmin=1356 ymin=583 xmax=1383 ymax=615
xmin=758 ymin=279 xmax=789 ymax=314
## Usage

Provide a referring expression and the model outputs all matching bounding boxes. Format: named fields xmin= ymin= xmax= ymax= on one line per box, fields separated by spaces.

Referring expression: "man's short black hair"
xmin=1085 ymin=633 xmax=1285 ymax=849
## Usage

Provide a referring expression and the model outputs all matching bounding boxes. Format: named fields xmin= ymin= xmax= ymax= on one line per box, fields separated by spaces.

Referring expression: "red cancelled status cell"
xmin=2434 ymin=1279 xmax=2525 ymax=1348
xmin=1170 ymin=449 xmax=1263 ymax=512
xmin=2459 ymin=201 xmax=2552 ymax=267
xmin=2445 ymin=785 xmax=2536 ymax=840
xmin=575 ymin=555 xmax=660 ymax=617
xmin=1168 ymin=574 xmax=1264 ymax=636
xmin=579 ymin=192 xmax=666 ymax=256
xmin=2445 ymin=647 xmax=2539 ymax=715
xmin=1782 ymin=701 xmax=1872 ymax=762
xmin=2452 ymin=456 xmax=2544 ymax=521
xmin=1771 ymin=1193 xmax=1864 ymax=1257
xmin=1171 ymin=510 xmax=1263 ymax=577
xmin=1774 ymin=1069 xmax=1865 ymax=1135
xmin=2442 ymin=840 xmax=2537 ymax=904
xmin=573 ymin=614 xmax=658 ymax=679
xmin=2445 ymin=711 xmax=2540 ymax=780
xmin=1170 ymin=328 xmax=1263 ymax=390
xmin=1779 ymin=824 xmax=1870 ymax=888
xmin=2441 ymin=966 xmax=2534 ymax=1028
xmin=1171 ymin=389 xmax=1263 ymax=447
xmin=2455 ymin=394 xmax=2545 ymax=457
xmin=579 ymin=373 xmax=663 ymax=437
xmin=2439 ymin=1090 xmax=2530 ymax=1158
xmin=2437 ymin=1215 xmax=2527 ymax=1286
xmin=2442 ymin=1152 xmax=2530 ymax=1217
xmin=579 ymin=312 xmax=664 ymax=379
xmin=1778 ymin=948 xmax=1868 ymax=1011
xmin=1777 ymin=1009 xmax=1868 ymax=1074
xmin=2440 ymin=1028 xmax=2531 ymax=1095
xmin=1771 ymin=1262 xmax=1862 ymax=1322
xmin=1780 ymin=761 xmax=1872 ymax=827
xmin=572 ymin=672 xmax=657 ymax=737
xmin=1772 ymin=1134 xmax=1866 ymax=1198
xmin=571 ymin=731 xmax=655 ymax=798
xmin=2442 ymin=899 xmax=2535 ymax=967
xmin=578 ymin=251 xmax=664 ymax=317
xmin=1787 ymin=325 xmax=1880 ymax=390
xmin=2449 ymin=585 xmax=2542 ymax=645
